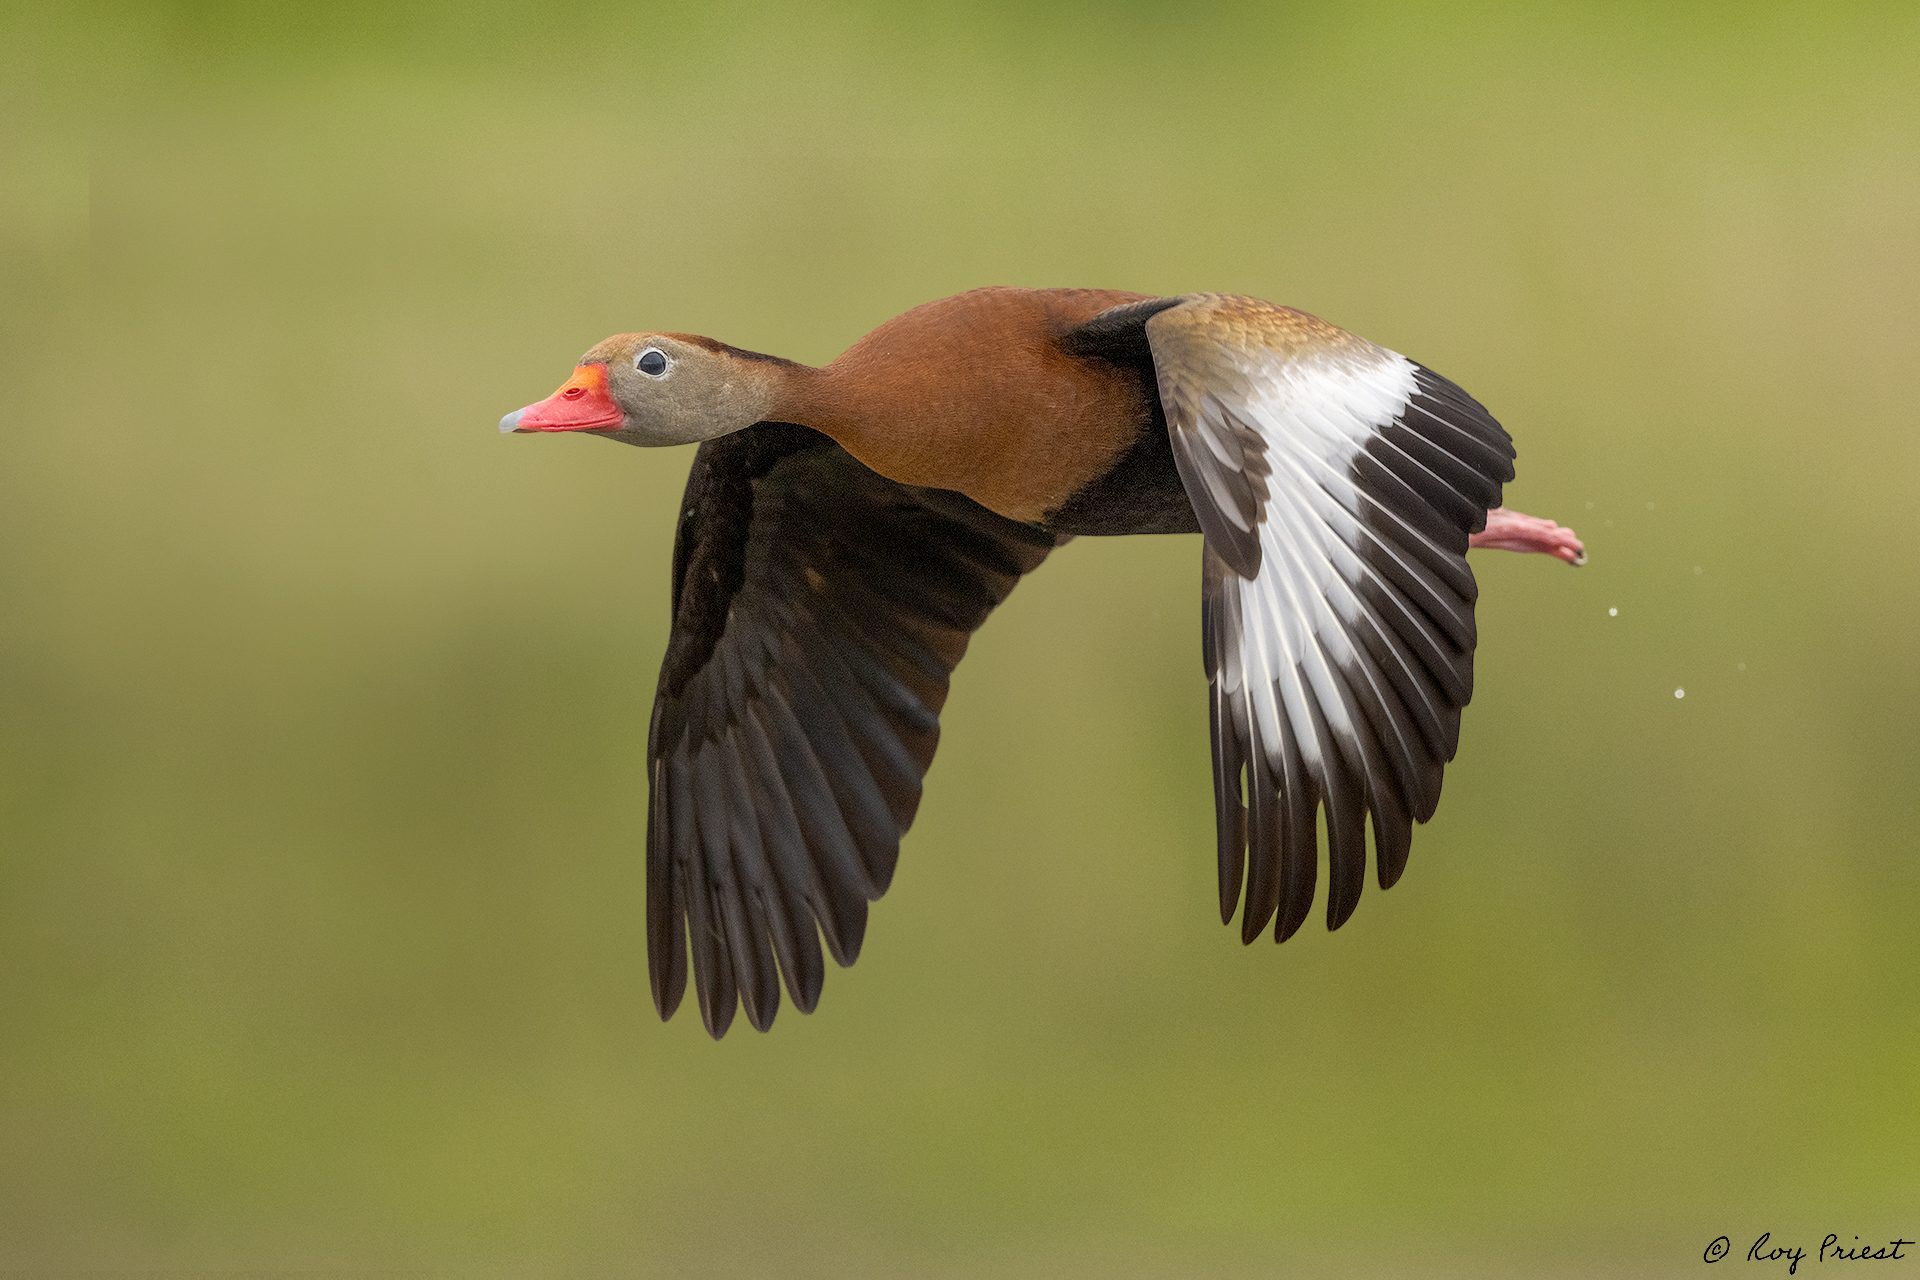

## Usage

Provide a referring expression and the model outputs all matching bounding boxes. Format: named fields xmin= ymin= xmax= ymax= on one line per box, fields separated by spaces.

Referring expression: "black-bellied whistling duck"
xmin=501 ymin=287 xmax=1584 ymax=1038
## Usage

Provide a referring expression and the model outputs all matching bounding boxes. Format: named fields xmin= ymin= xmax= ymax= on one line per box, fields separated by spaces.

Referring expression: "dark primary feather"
xmin=647 ymin=424 xmax=1057 ymax=1037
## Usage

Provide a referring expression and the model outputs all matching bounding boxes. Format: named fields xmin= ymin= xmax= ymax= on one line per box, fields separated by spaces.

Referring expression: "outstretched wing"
xmin=1143 ymin=295 xmax=1516 ymax=943
xmin=648 ymin=424 xmax=1058 ymax=1037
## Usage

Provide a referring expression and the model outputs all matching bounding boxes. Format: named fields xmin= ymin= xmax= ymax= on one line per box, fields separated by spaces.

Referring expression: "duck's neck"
xmin=758 ymin=359 xmax=889 ymax=460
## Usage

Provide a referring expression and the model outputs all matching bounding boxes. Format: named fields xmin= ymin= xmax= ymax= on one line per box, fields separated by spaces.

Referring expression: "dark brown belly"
xmin=1039 ymin=291 xmax=1198 ymax=537
xmin=1041 ymin=410 xmax=1199 ymax=537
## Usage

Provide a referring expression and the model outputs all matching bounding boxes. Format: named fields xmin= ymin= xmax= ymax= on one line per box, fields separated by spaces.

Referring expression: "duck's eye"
xmin=635 ymin=348 xmax=669 ymax=377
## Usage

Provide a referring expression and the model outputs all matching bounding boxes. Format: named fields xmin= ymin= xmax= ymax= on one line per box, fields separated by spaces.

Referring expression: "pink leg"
xmin=1469 ymin=507 xmax=1586 ymax=566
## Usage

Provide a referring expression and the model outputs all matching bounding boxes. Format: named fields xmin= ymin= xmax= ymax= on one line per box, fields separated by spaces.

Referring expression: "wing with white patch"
xmin=1144 ymin=294 xmax=1516 ymax=941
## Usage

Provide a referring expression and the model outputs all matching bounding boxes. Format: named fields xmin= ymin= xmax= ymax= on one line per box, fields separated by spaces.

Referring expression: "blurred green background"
xmin=10 ymin=1 xmax=1919 ymax=1274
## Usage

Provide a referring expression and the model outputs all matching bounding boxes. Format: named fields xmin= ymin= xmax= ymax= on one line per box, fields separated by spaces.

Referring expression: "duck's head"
xmin=499 ymin=333 xmax=786 ymax=447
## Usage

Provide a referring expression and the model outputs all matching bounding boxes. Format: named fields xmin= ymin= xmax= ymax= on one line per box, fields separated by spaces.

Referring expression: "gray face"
xmin=590 ymin=334 xmax=776 ymax=447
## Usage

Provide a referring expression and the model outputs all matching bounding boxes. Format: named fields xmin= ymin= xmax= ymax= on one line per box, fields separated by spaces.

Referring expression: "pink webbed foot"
xmin=1469 ymin=507 xmax=1586 ymax=566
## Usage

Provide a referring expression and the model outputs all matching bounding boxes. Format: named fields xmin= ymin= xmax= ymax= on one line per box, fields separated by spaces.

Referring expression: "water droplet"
xmin=1673 ymin=688 xmax=1686 ymax=699
xmin=1736 ymin=662 xmax=1747 ymax=672
xmin=1693 ymin=565 xmax=1703 ymax=575
xmin=1607 ymin=607 xmax=1619 ymax=617
xmin=1646 ymin=501 xmax=1656 ymax=510
xmin=1584 ymin=501 xmax=1595 ymax=510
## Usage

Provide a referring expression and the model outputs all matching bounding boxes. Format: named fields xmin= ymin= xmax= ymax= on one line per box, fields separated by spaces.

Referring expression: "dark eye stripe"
xmin=637 ymin=348 xmax=669 ymax=376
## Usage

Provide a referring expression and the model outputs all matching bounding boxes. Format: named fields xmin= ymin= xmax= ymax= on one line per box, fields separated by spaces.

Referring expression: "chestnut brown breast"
xmin=794 ymin=287 xmax=1160 ymax=523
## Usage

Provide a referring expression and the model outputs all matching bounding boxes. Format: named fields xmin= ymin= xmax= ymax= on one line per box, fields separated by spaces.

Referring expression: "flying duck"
xmin=500 ymin=287 xmax=1584 ymax=1038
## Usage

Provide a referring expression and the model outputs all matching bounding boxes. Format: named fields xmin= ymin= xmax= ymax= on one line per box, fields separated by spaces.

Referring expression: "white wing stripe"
xmin=1254 ymin=491 xmax=1363 ymax=781
xmin=1262 ymin=430 xmax=1479 ymax=651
